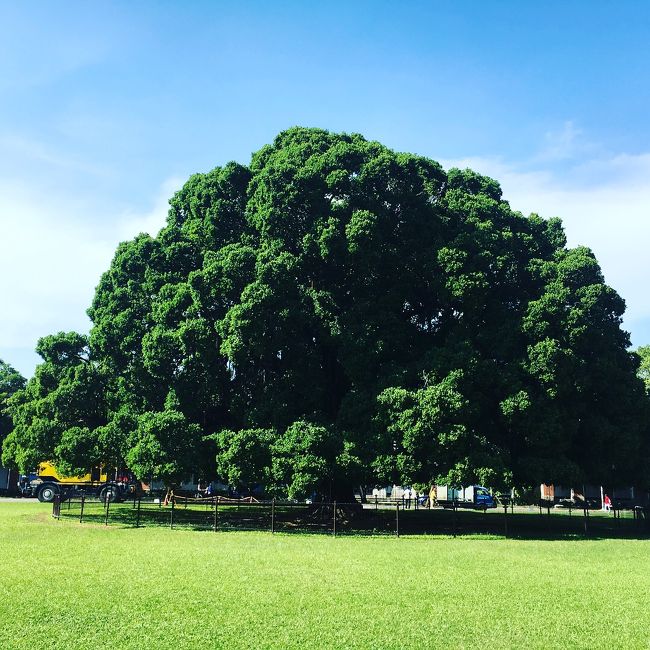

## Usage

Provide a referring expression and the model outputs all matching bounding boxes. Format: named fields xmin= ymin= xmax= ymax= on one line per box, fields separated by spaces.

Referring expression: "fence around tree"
xmin=52 ymin=494 xmax=650 ymax=539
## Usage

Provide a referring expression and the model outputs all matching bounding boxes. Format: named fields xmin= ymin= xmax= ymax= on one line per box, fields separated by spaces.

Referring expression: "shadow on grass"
xmin=55 ymin=499 xmax=650 ymax=540
xmin=386 ymin=508 xmax=650 ymax=541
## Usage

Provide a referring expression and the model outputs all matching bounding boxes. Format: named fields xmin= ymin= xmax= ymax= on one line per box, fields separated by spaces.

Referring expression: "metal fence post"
xmin=213 ymin=496 xmax=218 ymax=532
xmin=333 ymin=501 xmax=337 ymax=537
xmin=79 ymin=494 xmax=85 ymax=523
xmin=170 ymin=496 xmax=175 ymax=529
xmin=104 ymin=494 xmax=110 ymax=526
xmin=136 ymin=498 xmax=141 ymax=528
xmin=503 ymin=503 xmax=508 ymax=538
xmin=396 ymin=502 xmax=399 ymax=537
xmin=583 ymin=506 xmax=588 ymax=536
xmin=271 ymin=498 xmax=275 ymax=534
xmin=452 ymin=502 xmax=457 ymax=537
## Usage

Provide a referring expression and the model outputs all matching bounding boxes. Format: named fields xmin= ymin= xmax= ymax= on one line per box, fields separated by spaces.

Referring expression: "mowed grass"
xmin=1 ymin=501 xmax=649 ymax=649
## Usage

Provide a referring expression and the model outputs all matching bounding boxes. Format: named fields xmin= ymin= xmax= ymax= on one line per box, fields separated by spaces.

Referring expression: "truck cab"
xmin=471 ymin=485 xmax=497 ymax=509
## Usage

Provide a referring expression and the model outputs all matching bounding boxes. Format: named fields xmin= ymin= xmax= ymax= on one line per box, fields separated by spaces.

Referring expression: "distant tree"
xmin=1 ymin=333 xmax=109 ymax=473
xmin=0 ymin=360 xmax=26 ymax=460
xmin=635 ymin=345 xmax=650 ymax=392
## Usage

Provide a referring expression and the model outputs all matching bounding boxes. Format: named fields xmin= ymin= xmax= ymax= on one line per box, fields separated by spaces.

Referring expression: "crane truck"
xmin=21 ymin=461 xmax=134 ymax=503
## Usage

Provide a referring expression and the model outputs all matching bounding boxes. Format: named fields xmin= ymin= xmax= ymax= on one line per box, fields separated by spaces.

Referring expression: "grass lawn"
xmin=1 ymin=501 xmax=649 ymax=649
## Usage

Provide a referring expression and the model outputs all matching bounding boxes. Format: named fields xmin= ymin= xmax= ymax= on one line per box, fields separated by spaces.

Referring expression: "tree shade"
xmin=3 ymin=127 xmax=649 ymax=496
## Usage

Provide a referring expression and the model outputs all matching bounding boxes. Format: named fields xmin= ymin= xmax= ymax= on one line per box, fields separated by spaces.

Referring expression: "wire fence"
xmin=52 ymin=494 xmax=650 ymax=539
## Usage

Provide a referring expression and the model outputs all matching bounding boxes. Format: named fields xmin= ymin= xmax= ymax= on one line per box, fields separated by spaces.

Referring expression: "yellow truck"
xmin=22 ymin=461 xmax=133 ymax=503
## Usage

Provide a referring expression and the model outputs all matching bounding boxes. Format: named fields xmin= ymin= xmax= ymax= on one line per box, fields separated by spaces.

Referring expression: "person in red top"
xmin=603 ymin=494 xmax=612 ymax=512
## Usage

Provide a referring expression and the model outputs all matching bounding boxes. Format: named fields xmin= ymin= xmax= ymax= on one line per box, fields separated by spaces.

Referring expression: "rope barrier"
xmin=165 ymin=495 xmax=261 ymax=506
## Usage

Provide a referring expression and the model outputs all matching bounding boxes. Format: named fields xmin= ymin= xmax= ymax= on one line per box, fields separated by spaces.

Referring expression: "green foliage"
xmin=375 ymin=371 xmax=508 ymax=489
xmin=0 ymin=359 xmax=26 ymax=453
xmin=214 ymin=428 xmax=274 ymax=491
xmin=636 ymin=345 xmax=650 ymax=392
xmin=270 ymin=421 xmax=341 ymax=500
xmin=2 ymin=334 xmax=107 ymax=472
xmin=126 ymin=409 xmax=203 ymax=485
xmin=3 ymin=127 xmax=648 ymax=492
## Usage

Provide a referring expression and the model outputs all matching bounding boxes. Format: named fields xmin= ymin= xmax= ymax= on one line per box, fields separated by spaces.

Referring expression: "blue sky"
xmin=2 ymin=1 xmax=650 ymax=377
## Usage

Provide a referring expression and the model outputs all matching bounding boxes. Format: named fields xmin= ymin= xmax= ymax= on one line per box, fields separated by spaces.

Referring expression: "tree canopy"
xmin=0 ymin=360 xmax=26 ymax=461
xmin=3 ymin=127 xmax=649 ymax=495
xmin=635 ymin=345 xmax=650 ymax=393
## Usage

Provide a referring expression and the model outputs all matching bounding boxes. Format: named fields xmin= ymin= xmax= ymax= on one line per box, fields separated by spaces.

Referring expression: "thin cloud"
xmin=117 ymin=176 xmax=183 ymax=239
xmin=537 ymin=120 xmax=584 ymax=161
xmin=0 ymin=176 xmax=181 ymax=377
xmin=0 ymin=133 xmax=113 ymax=179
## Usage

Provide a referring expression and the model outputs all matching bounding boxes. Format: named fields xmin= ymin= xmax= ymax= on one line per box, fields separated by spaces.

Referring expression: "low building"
xmin=540 ymin=484 xmax=649 ymax=507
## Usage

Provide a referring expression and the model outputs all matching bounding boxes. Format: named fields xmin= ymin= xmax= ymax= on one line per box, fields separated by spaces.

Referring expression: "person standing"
xmin=429 ymin=485 xmax=436 ymax=509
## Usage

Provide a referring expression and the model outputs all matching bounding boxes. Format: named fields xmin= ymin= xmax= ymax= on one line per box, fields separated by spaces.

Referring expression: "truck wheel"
xmin=99 ymin=485 xmax=119 ymax=503
xmin=37 ymin=484 xmax=58 ymax=503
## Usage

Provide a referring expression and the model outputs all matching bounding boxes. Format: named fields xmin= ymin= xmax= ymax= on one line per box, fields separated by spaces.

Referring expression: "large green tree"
xmin=4 ymin=128 xmax=649 ymax=494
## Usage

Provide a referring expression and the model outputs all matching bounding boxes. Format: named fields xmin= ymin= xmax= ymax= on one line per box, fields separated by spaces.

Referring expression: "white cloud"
xmin=117 ymin=176 xmax=184 ymax=239
xmin=0 ymin=181 xmax=108 ymax=346
xmin=0 ymin=133 xmax=112 ymax=179
xmin=537 ymin=120 xmax=585 ymax=161
xmin=0 ymin=177 xmax=181 ymax=377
